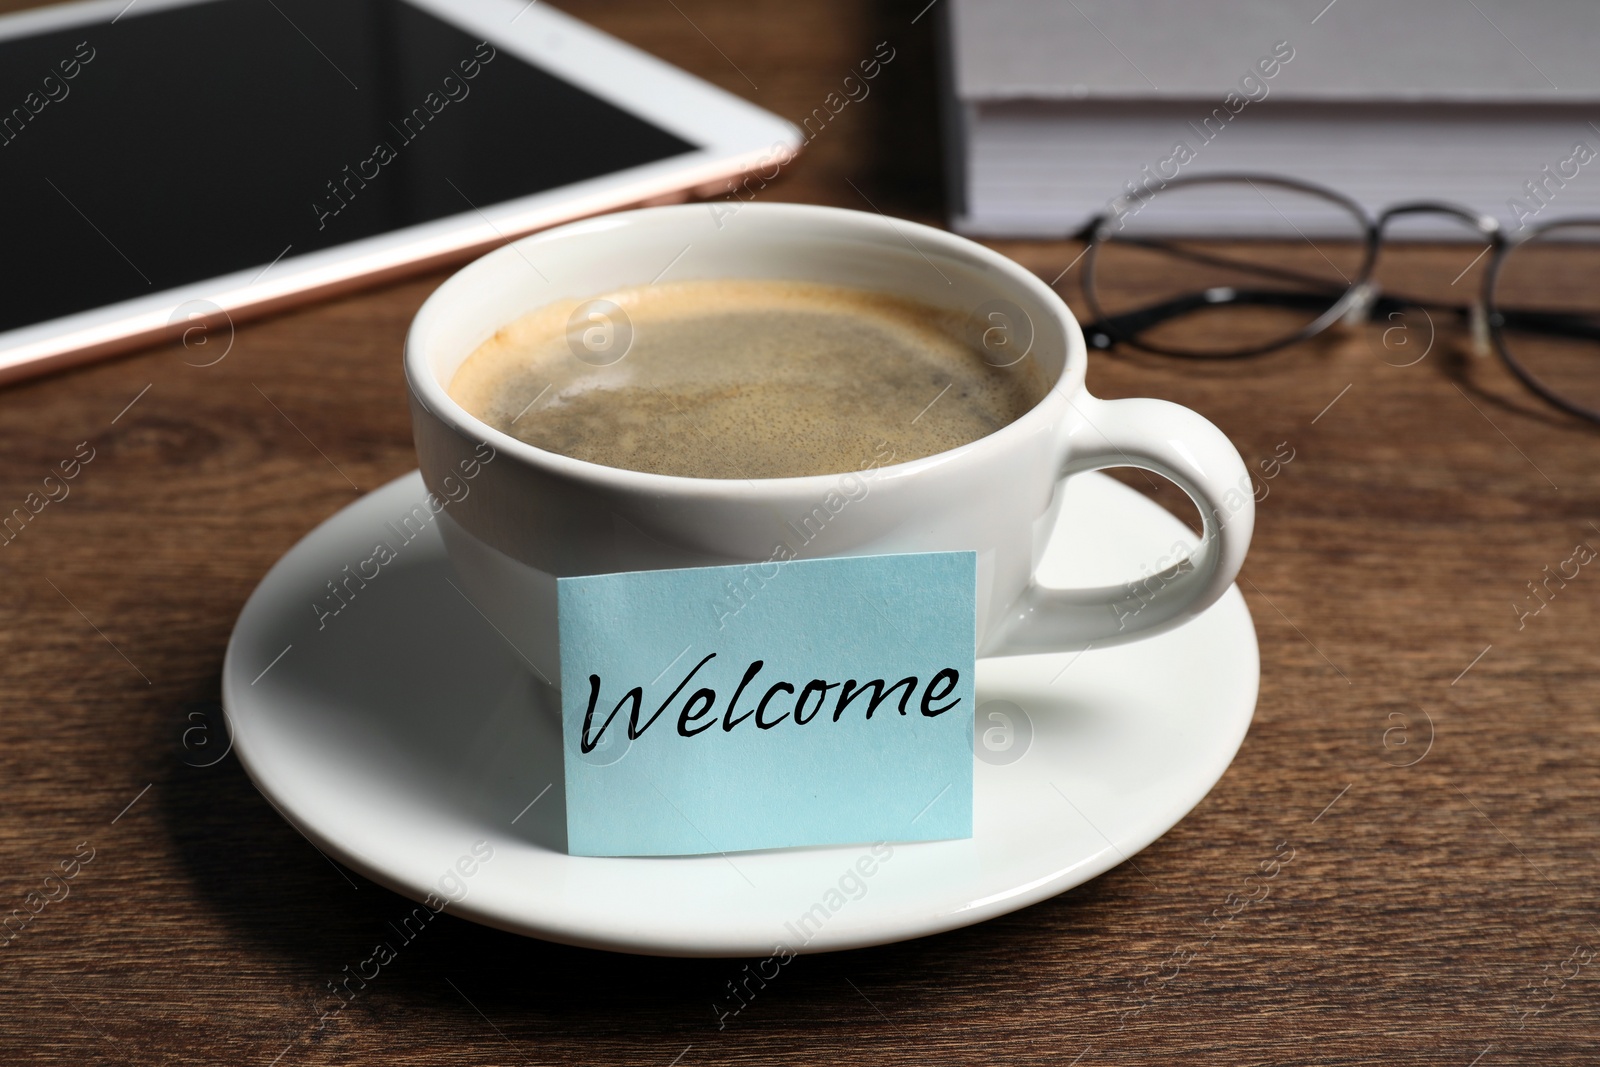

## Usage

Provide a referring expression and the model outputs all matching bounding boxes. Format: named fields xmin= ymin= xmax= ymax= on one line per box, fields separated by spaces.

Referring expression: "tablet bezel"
xmin=0 ymin=0 xmax=800 ymax=383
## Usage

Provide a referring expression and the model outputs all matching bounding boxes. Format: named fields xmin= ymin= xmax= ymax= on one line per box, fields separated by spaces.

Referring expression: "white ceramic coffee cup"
xmin=405 ymin=203 xmax=1253 ymax=686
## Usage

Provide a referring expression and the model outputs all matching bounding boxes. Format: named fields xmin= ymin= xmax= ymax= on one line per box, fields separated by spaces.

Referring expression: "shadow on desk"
xmin=156 ymin=730 xmax=1125 ymax=1042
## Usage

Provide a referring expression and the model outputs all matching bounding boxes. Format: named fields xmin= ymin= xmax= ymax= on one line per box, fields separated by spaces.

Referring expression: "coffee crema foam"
xmin=447 ymin=279 xmax=1049 ymax=479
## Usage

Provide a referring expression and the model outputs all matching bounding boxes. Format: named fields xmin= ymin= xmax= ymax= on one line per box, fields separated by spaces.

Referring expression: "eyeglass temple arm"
xmin=1085 ymin=287 xmax=1600 ymax=350
xmin=1083 ymin=287 xmax=1350 ymax=349
xmin=1495 ymin=308 xmax=1600 ymax=344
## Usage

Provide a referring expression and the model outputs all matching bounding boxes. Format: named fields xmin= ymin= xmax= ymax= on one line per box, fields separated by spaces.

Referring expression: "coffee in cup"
xmin=446 ymin=279 xmax=1049 ymax=479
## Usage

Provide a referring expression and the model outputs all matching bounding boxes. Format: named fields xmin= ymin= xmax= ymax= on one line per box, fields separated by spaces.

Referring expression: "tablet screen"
xmin=0 ymin=0 xmax=698 ymax=334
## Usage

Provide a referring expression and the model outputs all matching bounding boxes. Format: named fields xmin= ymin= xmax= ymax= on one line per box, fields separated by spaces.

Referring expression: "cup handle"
xmin=983 ymin=394 xmax=1254 ymax=656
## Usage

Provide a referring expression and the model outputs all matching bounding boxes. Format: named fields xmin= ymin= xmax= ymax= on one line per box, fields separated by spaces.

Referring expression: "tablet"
xmin=0 ymin=0 xmax=800 ymax=383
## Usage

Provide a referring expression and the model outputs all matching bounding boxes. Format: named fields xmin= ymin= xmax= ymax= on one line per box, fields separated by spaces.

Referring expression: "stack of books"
xmin=940 ymin=0 xmax=1600 ymax=235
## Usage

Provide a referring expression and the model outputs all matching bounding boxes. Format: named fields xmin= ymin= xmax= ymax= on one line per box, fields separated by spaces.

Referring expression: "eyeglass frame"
xmin=1070 ymin=172 xmax=1600 ymax=424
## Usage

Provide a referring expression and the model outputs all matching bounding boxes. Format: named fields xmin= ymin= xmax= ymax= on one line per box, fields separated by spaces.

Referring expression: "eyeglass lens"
xmin=1491 ymin=221 xmax=1600 ymax=419
xmin=1084 ymin=178 xmax=1367 ymax=357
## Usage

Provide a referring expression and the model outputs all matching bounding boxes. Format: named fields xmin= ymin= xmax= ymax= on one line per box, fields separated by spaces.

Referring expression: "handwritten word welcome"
xmin=581 ymin=655 xmax=961 ymax=752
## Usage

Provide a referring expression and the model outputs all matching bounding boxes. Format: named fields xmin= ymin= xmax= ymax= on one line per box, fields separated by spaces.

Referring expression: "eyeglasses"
xmin=1069 ymin=173 xmax=1600 ymax=423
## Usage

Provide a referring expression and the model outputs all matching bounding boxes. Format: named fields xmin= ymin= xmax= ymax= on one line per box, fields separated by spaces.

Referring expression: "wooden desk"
xmin=1 ymin=1 xmax=1595 ymax=1063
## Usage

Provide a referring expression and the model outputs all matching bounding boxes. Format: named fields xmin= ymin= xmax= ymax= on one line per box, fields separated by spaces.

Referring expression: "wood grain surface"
xmin=2 ymin=1 xmax=1597 ymax=1064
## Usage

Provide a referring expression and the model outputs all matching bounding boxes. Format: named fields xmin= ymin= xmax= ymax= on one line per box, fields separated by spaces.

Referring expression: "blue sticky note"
xmin=558 ymin=552 xmax=976 ymax=857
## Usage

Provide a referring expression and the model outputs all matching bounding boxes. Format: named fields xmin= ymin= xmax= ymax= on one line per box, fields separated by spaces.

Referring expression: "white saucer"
xmin=222 ymin=470 xmax=1258 ymax=957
